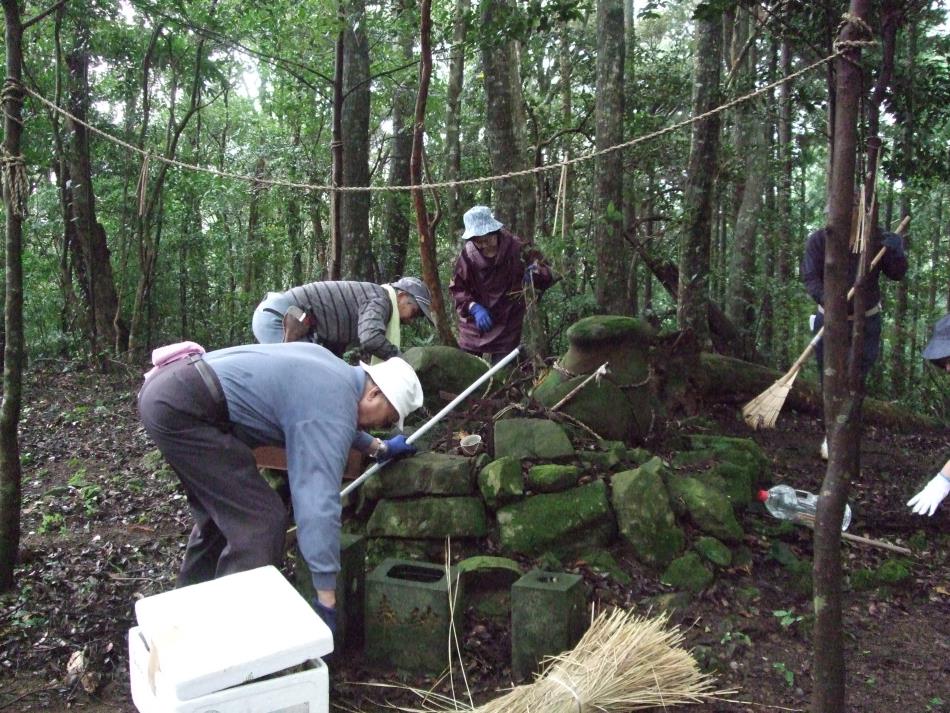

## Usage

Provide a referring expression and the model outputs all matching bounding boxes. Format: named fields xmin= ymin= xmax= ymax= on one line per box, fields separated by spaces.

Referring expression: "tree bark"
xmin=0 ymin=0 xmax=25 ymax=591
xmin=678 ymin=8 xmax=722 ymax=346
xmin=593 ymin=0 xmax=627 ymax=313
xmin=341 ymin=0 xmax=373 ymax=280
xmin=890 ymin=21 xmax=916 ymax=399
xmin=411 ymin=0 xmax=456 ymax=347
xmin=381 ymin=0 xmax=415 ymax=279
xmin=443 ymin=0 xmax=469 ymax=240
xmin=64 ymin=12 xmax=127 ymax=360
xmin=776 ymin=38 xmax=793 ymax=366
xmin=329 ymin=17 xmax=344 ymax=281
xmin=480 ymin=0 xmax=533 ymax=239
xmin=813 ymin=4 xmax=871 ymax=711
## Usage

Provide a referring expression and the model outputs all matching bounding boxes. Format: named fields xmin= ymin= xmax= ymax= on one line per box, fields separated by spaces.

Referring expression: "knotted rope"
xmin=1 ymin=79 xmax=29 ymax=217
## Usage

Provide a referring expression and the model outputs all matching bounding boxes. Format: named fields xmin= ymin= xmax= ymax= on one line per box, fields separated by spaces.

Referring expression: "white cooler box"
xmin=129 ymin=566 xmax=333 ymax=713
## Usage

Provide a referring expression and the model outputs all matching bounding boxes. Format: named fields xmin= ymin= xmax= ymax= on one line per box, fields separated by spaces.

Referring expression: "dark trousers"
xmin=138 ymin=359 xmax=288 ymax=587
xmin=813 ymin=310 xmax=882 ymax=385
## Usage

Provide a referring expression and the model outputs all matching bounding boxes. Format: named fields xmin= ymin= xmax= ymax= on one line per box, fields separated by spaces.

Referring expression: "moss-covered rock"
xmin=478 ymin=457 xmax=524 ymax=509
xmin=367 ymin=497 xmax=488 ymax=538
xmin=611 ymin=457 xmax=685 ymax=567
xmin=457 ymin=556 xmax=523 ymax=621
xmin=526 ymin=464 xmax=582 ymax=493
xmin=497 ymin=481 xmax=615 ymax=555
xmin=563 ymin=315 xmax=654 ymax=385
xmin=642 ymin=591 xmax=693 ymax=620
xmin=493 ymin=418 xmax=575 ymax=460
xmin=687 ymin=435 xmax=770 ymax=485
xmin=578 ymin=550 xmax=632 ymax=586
xmin=363 ymin=452 xmax=474 ymax=500
xmin=693 ymin=536 xmax=732 ymax=567
xmin=661 ymin=552 xmax=714 ymax=593
xmin=402 ymin=346 xmax=489 ymax=411
xmin=625 ymin=447 xmax=653 ymax=466
xmin=666 ymin=475 xmax=743 ymax=542
xmin=875 ymin=558 xmax=911 ymax=585
xmin=532 ymin=372 xmax=638 ymax=442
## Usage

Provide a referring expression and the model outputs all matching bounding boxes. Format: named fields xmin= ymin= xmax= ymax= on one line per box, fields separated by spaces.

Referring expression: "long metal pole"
xmin=340 ymin=346 xmax=520 ymax=498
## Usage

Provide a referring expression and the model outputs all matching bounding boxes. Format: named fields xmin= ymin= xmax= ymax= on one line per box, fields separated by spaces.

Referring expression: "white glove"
xmin=907 ymin=473 xmax=950 ymax=516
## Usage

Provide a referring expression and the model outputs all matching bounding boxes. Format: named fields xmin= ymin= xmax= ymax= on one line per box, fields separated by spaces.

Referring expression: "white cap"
xmin=462 ymin=205 xmax=504 ymax=240
xmin=359 ymin=357 xmax=424 ymax=431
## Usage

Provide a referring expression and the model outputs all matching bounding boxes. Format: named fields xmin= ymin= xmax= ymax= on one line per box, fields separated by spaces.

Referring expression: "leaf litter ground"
xmin=0 ymin=364 xmax=947 ymax=712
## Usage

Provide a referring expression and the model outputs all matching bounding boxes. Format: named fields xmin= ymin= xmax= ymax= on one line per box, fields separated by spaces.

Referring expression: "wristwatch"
xmin=372 ymin=439 xmax=389 ymax=460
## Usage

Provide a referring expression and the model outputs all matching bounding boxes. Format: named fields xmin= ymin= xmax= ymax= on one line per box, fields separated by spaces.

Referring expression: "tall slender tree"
xmin=593 ymin=0 xmax=627 ymax=313
xmin=677 ymin=2 xmax=723 ymax=345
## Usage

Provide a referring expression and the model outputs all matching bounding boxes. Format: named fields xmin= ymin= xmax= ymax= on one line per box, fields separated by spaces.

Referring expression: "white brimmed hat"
xmin=462 ymin=205 xmax=504 ymax=240
xmin=360 ymin=357 xmax=424 ymax=431
xmin=391 ymin=276 xmax=433 ymax=324
xmin=923 ymin=314 xmax=950 ymax=362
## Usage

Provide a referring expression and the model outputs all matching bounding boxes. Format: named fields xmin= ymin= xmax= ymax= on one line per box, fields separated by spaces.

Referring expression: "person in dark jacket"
xmin=449 ymin=206 xmax=555 ymax=364
xmin=800 ymin=224 xmax=907 ymax=458
xmin=252 ymin=277 xmax=432 ymax=361
xmin=138 ymin=344 xmax=423 ymax=633
xmin=907 ymin=314 xmax=950 ymax=516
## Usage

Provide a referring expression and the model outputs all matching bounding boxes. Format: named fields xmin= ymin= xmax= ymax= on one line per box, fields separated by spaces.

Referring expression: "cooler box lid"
xmin=134 ymin=566 xmax=333 ymax=701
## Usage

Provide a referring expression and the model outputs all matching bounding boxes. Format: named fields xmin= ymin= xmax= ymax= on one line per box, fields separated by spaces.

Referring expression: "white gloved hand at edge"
xmin=907 ymin=473 xmax=950 ymax=516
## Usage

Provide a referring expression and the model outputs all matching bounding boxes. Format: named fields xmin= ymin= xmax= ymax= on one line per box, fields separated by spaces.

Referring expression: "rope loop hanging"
xmin=1 ymin=78 xmax=29 ymax=217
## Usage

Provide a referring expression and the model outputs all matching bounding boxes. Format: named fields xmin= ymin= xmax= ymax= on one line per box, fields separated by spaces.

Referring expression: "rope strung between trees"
xmin=1 ymin=79 xmax=29 ymax=218
xmin=13 ymin=27 xmax=876 ymax=197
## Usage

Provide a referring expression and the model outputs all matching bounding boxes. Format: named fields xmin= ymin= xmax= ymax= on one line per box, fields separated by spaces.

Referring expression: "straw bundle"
xmin=470 ymin=609 xmax=716 ymax=713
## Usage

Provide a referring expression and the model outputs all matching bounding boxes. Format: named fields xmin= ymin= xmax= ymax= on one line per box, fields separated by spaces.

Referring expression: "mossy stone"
xmin=578 ymin=550 xmax=632 ymax=586
xmin=457 ymin=556 xmax=523 ymax=622
xmin=611 ymin=457 xmax=685 ymax=567
xmin=365 ymin=452 xmax=474 ymax=499
xmin=666 ymin=475 xmax=743 ymax=542
xmin=693 ymin=536 xmax=732 ymax=567
xmin=401 ymin=346 xmax=489 ymax=411
xmin=493 ymin=418 xmax=575 ymax=460
xmin=526 ymin=464 xmax=582 ymax=493
xmin=497 ymin=481 xmax=615 ymax=555
xmin=660 ymin=552 xmax=714 ymax=593
xmin=532 ymin=371 xmax=637 ymax=442
xmin=478 ymin=457 xmax=524 ymax=509
xmin=367 ymin=497 xmax=488 ymax=538
xmin=875 ymin=558 xmax=911 ymax=585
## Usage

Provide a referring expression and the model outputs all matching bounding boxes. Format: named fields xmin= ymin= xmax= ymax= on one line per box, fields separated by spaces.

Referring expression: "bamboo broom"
xmin=392 ymin=609 xmax=720 ymax=713
xmin=742 ymin=215 xmax=910 ymax=429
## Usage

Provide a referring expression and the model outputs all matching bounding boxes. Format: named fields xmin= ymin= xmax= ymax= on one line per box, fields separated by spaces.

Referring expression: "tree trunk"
xmin=243 ymin=156 xmax=268 ymax=295
xmin=677 ymin=9 xmax=722 ymax=346
xmin=813 ymin=4 xmax=871 ymax=712
xmin=890 ymin=22 xmax=916 ymax=399
xmin=341 ymin=0 xmax=373 ymax=279
xmin=381 ymin=0 xmax=415 ymax=279
xmin=128 ymin=19 xmax=210 ymax=354
xmin=557 ymin=20 xmax=577 ymax=296
xmin=411 ymin=0 xmax=456 ymax=347
xmin=329 ymin=19 xmax=344 ymax=281
xmin=725 ymin=10 xmax=765 ymax=355
xmin=480 ymin=0 xmax=533 ymax=239
xmin=0 ymin=0 xmax=25 ymax=591
xmin=593 ymin=0 xmax=626 ymax=313
xmin=64 ymin=14 xmax=127 ymax=360
xmin=443 ymin=0 xmax=469 ymax=239
xmin=776 ymin=38 xmax=793 ymax=366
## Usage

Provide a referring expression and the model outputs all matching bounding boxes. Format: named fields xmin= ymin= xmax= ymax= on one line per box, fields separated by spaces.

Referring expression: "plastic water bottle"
xmin=757 ymin=485 xmax=852 ymax=531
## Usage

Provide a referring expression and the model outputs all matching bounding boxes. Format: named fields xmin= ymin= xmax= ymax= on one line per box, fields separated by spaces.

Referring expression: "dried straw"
xmin=471 ymin=609 xmax=715 ymax=713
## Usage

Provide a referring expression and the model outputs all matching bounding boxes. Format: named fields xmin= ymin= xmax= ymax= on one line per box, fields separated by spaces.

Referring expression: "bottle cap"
xmin=756 ymin=489 xmax=769 ymax=502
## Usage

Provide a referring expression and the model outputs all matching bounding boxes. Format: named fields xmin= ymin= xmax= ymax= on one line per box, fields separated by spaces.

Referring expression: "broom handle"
xmin=795 ymin=514 xmax=912 ymax=555
xmin=340 ymin=346 xmax=522 ymax=498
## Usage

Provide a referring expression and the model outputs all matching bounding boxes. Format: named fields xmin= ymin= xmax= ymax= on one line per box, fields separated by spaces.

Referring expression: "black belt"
xmin=187 ymin=355 xmax=227 ymax=416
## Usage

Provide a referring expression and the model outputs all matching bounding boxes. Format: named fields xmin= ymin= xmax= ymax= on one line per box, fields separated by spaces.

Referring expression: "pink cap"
xmin=756 ymin=489 xmax=769 ymax=502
